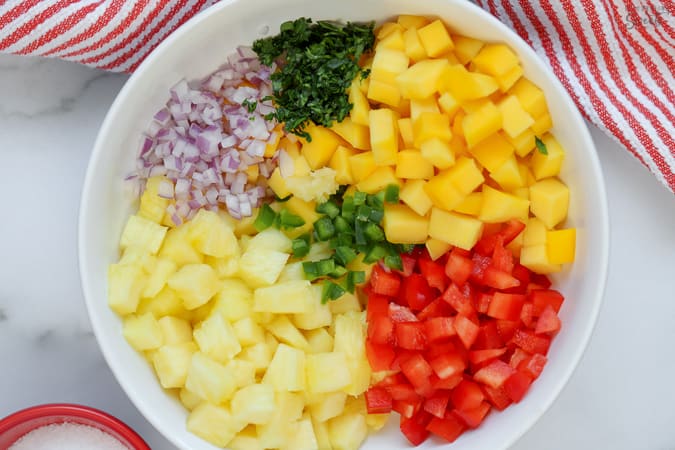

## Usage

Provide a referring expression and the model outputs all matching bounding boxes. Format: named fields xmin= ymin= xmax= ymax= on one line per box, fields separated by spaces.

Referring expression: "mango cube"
xmin=429 ymin=208 xmax=484 ymax=250
xmin=376 ymin=28 xmax=405 ymax=52
xmin=371 ymin=48 xmax=409 ymax=83
xmin=498 ymin=95 xmax=535 ymax=138
xmin=377 ymin=22 xmax=403 ymax=39
xmin=425 ymin=238 xmax=453 ymax=260
xmin=546 ymin=228 xmax=576 ymax=264
xmin=398 ymin=118 xmax=415 ymax=148
xmin=462 ymin=100 xmax=502 ymax=147
xmin=330 ymin=118 xmax=370 ymax=150
xmin=496 ymin=64 xmax=523 ymax=92
xmin=507 ymin=128 xmax=536 ymax=157
xmin=490 ymin=155 xmax=526 ymax=191
xmin=300 ymin=125 xmax=341 ymax=170
xmin=349 ymin=80 xmax=370 ymax=126
xmin=413 ymin=112 xmax=452 ymax=146
xmin=531 ymin=113 xmax=553 ymax=135
xmin=479 ymin=185 xmax=530 ymax=223
xmin=400 ymin=179 xmax=434 ymax=216
xmin=383 ymin=204 xmax=430 ymax=244
xmin=420 ymin=137 xmax=455 ymax=169
xmin=452 ymin=34 xmax=485 ymax=64
xmin=520 ymin=245 xmax=562 ymax=274
xmin=509 ymin=77 xmax=548 ymax=117
xmin=417 ymin=19 xmax=454 ymax=57
xmin=356 ymin=166 xmax=402 ymax=194
xmin=367 ymin=79 xmax=401 ymax=107
xmin=397 ymin=14 xmax=430 ymax=29
xmin=529 ymin=178 xmax=570 ymax=228
xmin=472 ymin=43 xmax=520 ymax=77
xmin=396 ymin=149 xmax=435 ymax=179
xmin=453 ymin=192 xmax=483 ymax=216
xmin=438 ymin=92 xmax=461 ymax=118
xmin=523 ymin=217 xmax=548 ymax=247
xmin=531 ymin=133 xmax=565 ymax=179
xmin=468 ymin=132 xmax=515 ymax=173
xmin=424 ymin=173 xmax=465 ymax=211
xmin=329 ymin=145 xmax=356 ymax=185
xmin=369 ymin=108 xmax=399 ymax=165
xmin=396 ymin=59 xmax=448 ymax=99
xmin=403 ymin=27 xmax=427 ymax=62
xmin=410 ymin=96 xmax=440 ymax=123
xmin=438 ymin=64 xmax=496 ymax=100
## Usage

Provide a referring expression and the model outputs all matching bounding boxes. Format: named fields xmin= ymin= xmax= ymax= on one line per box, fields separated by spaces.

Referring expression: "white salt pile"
xmin=9 ymin=422 xmax=129 ymax=450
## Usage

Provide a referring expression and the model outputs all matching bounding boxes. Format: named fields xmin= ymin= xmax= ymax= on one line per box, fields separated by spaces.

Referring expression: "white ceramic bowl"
xmin=79 ymin=0 xmax=609 ymax=448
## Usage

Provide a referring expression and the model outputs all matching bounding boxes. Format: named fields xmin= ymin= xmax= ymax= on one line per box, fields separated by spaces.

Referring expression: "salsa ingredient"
xmin=252 ymin=18 xmax=375 ymax=139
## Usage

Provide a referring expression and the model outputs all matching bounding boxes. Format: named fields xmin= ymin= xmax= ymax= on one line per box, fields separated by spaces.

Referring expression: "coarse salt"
xmin=9 ymin=422 xmax=129 ymax=450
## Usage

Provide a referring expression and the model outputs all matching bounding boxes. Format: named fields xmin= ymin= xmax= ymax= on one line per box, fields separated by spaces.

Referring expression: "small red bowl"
xmin=0 ymin=404 xmax=150 ymax=450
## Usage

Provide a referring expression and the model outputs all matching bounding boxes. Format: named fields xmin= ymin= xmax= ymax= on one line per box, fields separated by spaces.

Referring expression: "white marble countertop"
xmin=1 ymin=53 xmax=674 ymax=450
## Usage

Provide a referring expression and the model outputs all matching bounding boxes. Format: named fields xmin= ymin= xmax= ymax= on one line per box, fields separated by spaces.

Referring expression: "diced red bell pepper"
xmin=450 ymin=379 xmax=485 ymax=411
xmin=512 ymin=264 xmax=531 ymax=286
xmin=389 ymin=303 xmax=418 ymax=323
xmin=474 ymin=219 xmax=526 ymax=255
xmin=530 ymin=272 xmax=552 ymax=289
xmin=473 ymin=360 xmax=516 ymax=389
xmin=495 ymin=319 xmax=519 ymax=342
xmin=423 ymin=390 xmax=451 ymax=418
xmin=398 ymin=253 xmax=417 ymax=277
xmin=481 ymin=384 xmax=512 ymax=411
xmin=387 ymin=382 xmax=420 ymax=402
xmin=400 ymin=413 xmax=430 ymax=446
xmin=401 ymin=353 xmax=434 ymax=391
xmin=468 ymin=347 xmax=507 ymax=365
xmin=445 ymin=249 xmax=473 ymax=286
xmin=426 ymin=413 xmax=465 ymax=443
xmin=535 ymin=305 xmax=562 ymax=335
xmin=365 ymin=386 xmax=393 ymax=414
xmin=425 ymin=340 xmax=460 ymax=360
xmin=487 ymin=292 xmax=526 ymax=321
xmin=365 ymin=339 xmax=395 ymax=371
xmin=393 ymin=399 xmax=421 ymax=419
xmin=470 ymin=252 xmax=492 ymax=282
xmin=402 ymin=273 xmax=434 ymax=311
xmin=518 ymin=353 xmax=548 ymax=379
xmin=520 ymin=302 xmax=535 ymax=328
xmin=418 ymin=258 xmax=449 ymax=291
xmin=366 ymin=293 xmax=391 ymax=322
xmin=452 ymin=401 xmax=491 ymax=428
xmin=509 ymin=348 xmax=531 ymax=369
xmin=530 ymin=289 xmax=564 ymax=316
xmin=492 ymin=236 xmax=514 ymax=274
xmin=429 ymin=351 xmax=466 ymax=380
xmin=424 ymin=317 xmax=456 ymax=343
xmin=454 ymin=314 xmax=480 ymax=349
xmin=504 ymin=370 xmax=533 ymax=403
xmin=370 ymin=264 xmax=401 ymax=297
xmin=395 ymin=322 xmax=428 ymax=350
xmin=375 ymin=372 xmax=405 ymax=387
xmin=473 ymin=320 xmax=504 ymax=350
xmin=367 ymin=314 xmax=394 ymax=345
xmin=432 ymin=373 xmax=463 ymax=390
xmin=481 ymin=266 xmax=521 ymax=290
xmin=475 ymin=291 xmax=492 ymax=314
xmin=511 ymin=329 xmax=551 ymax=355
xmin=442 ymin=283 xmax=475 ymax=316
xmin=417 ymin=298 xmax=453 ymax=320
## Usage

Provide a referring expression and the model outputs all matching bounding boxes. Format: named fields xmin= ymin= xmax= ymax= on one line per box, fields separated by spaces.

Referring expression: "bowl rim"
xmin=0 ymin=403 xmax=150 ymax=449
xmin=78 ymin=0 xmax=610 ymax=448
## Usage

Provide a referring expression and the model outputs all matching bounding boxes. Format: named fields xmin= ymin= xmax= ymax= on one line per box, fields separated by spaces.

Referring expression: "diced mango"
xmin=438 ymin=92 xmax=461 ymax=118
xmin=329 ymin=145 xmax=356 ymax=185
xmin=349 ymin=80 xmax=371 ymax=126
xmin=467 ymin=132 xmax=514 ymax=173
xmin=438 ymin=64 xmax=497 ymax=100
xmin=376 ymin=28 xmax=405 ymax=52
xmin=472 ymin=43 xmax=519 ymax=77
xmin=398 ymin=118 xmax=415 ymax=147
xmin=447 ymin=156 xmax=486 ymax=194
xmin=507 ymin=128 xmax=536 ymax=157
xmin=425 ymin=238 xmax=453 ymax=260
xmin=498 ymin=95 xmax=535 ymax=138
xmin=531 ymin=133 xmax=565 ymax=179
xmin=523 ymin=217 xmax=550 ymax=247
xmin=479 ymin=185 xmax=530 ymax=223
xmin=452 ymin=34 xmax=485 ymax=64
xmin=509 ymin=77 xmax=548 ymax=117
xmin=396 ymin=59 xmax=448 ymax=99
xmin=410 ymin=96 xmax=440 ymax=123
xmin=428 ymin=208 xmax=484 ymax=250
xmin=462 ymin=100 xmax=502 ymax=147
xmin=417 ymin=19 xmax=454 ymax=57
xmin=369 ymin=108 xmax=399 ymax=165
xmin=377 ymin=22 xmax=403 ymax=39
xmin=396 ymin=149 xmax=435 ymax=179
xmin=330 ymin=118 xmax=370 ymax=150
xmin=420 ymin=138 xmax=455 ymax=169
xmin=300 ymin=125 xmax=341 ymax=170
xmin=496 ymin=64 xmax=523 ymax=92
xmin=531 ymin=113 xmax=553 ymax=136
xmin=371 ymin=48 xmax=409 ymax=83
xmin=423 ymin=173 xmax=465 ymax=211
xmin=383 ymin=204 xmax=429 ymax=244
xmin=529 ymin=178 xmax=570 ymax=229
xmin=520 ymin=245 xmax=561 ymax=274
xmin=403 ymin=27 xmax=427 ymax=62
xmin=453 ymin=191 xmax=483 ymax=216
xmin=400 ymin=179 xmax=434 ymax=216
xmin=546 ymin=228 xmax=576 ymax=264
xmin=367 ymin=78 xmax=401 ymax=107
xmin=356 ymin=166 xmax=402 ymax=194
xmin=267 ymin=168 xmax=291 ymax=199
xmin=413 ymin=112 xmax=452 ymax=146
xmin=397 ymin=14 xmax=430 ymax=29
xmin=490 ymin=155 xmax=526 ymax=191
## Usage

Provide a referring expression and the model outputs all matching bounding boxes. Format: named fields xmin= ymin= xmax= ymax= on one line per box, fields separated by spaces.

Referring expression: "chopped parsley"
xmin=252 ymin=17 xmax=375 ymax=141
xmin=241 ymin=98 xmax=257 ymax=113
xmin=535 ymin=136 xmax=549 ymax=155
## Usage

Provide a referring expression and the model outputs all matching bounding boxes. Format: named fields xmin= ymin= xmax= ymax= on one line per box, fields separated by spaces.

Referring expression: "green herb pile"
xmin=252 ymin=17 xmax=375 ymax=140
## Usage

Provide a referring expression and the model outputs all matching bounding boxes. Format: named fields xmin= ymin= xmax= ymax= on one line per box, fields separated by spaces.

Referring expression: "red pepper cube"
xmin=424 ymin=317 xmax=456 ymax=343
xmin=401 ymin=353 xmax=434 ymax=391
xmin=366 ymin=293 xmax=391 ymax=322
xmin=481 ymin=266 xmax=521 ymax=290
xmin=445 ymin=249 xmax=474 ymax=286
xmin=389 ymin=303 xmax=418 ymax=323
xmin=442 ymin=283 xmax=475 ymax=316
xmin=370 ymin=264 xmax=401 ymax=297
xmin=429 ymin=351 xmax=466 ymax=380
xmin=400 ymin=414 xmax=430 ymax=446
xmin=504 ymin=370 xmax=533 ymax=403
xmin=535 ymin=304 xmax=562 ymax=335
xmin=426 ymin=413 xmax=466 ymax=443
xmin=468 ymin=347 xmax=507 ymax=365
xmin=417 ymin=298 xmax=453 ymax=320
xmin=367 ymin=313 xmax=394 ymax=345
xmin=450 ymin=379 xmax=485 ymax=411
xmin=473 ymin=359 xmax=516 ymax=389
xmin=454 ymin=314 xmax=480 ymax=350
xmin=491 ymin=236 xmax=514 ymax=273
xmin=530 ymin=289 xmax=564 ymax=316
xmin=518 ymin=353 xmax=548 ymax=379
xmin=487 ymin=292 xmax=526 ymax=321
xmin=423 ymin=390 xmax=451 ymax=418
xmin=452 ymin=401 xmax=491 ymax=428
xmin=511 ymin=329 xmax=551 ymax=355
xmin=365 ymin=339 xmax=396 ymax=372
xmin=418 ymin=258 xmax=449 ymax=291
xmin=395 ymin=322 xmax=428 ymax=350
xmin=481 ymin=384 xmax=512 ymax=411
xmin=402 ymin=273 xmax=435 ymax=311
xmin=365 ymin=386 xmax=393 ymax=414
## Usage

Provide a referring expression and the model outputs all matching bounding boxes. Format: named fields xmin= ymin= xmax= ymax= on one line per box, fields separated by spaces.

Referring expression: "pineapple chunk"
xmin=158 ymin=224 xmax=203 ymax=266
xmin=108 ymin=263 xmax=145 ymax=315
xmin=293 ymin=297 xmax=332 ymax=330
xmin=232 ymin=317 xmax=265 ymax=347
xmin=306 ymin=352 xmax=352 ymax=393
xmin=123 ymin=313 xmax=163 ymax=351
xmin=246 ymin=227 xmax=292 ymax=253
xmin=237 ymin=247 xmax=289 ymax=288
xmin=239 ymin=342 xmax=274 ymax=372
xmin=429 ymin=208 xmax=484 ymax=250
xmin=304 ymin=328 xmax=334 ymax=354
xmin=187 ymin=403 xmax=240 ymax=447
xmin=283 ymin=416 xmax=318 ymax=450
xmin=185 ymin=352 xmax=237 ymax=404
xmin=454 ymin=191 xmax=483 ymax=216
xmin=253 ymin=280 xmax=315 ymax=314
xmin=120 ymin=215 xmax=168 ymax=254
xmin=152 ymin=342 xmax=197 ymax=388
xmin=193 ymin=312 xmax=241 ymax=362
xmin=263 ymin=343 xmax=306 ymax=392
xmin=141 ymin=258 xmax=177 ymax=299
xmin=179 ymin=387 xmax=202 ymax=411
xmin=228 ymin=426 xmax=262 ymax=450
xmin=256 ymin=392 xmax=305 ymax=448
xmin=278 ymin=261 xmax=305 ymax=283
xmin=188 ymin=209 xmax=238 ymax=258
xmin=157 ymin=316 xmax=192 ymax=344
xmin=265 ymin=316 xmax=309 ymax=350
xmin=383 ymin=204 xmax=429 ymax=244
xmin=167 ymin=264 xmax=220 ymax=310
xmin=309 ymin=391 xmax=347 ymax=422
xmin=328 ymin=292 xmax=363 ymax=315
xmin=138 ymin=176 xmax=170 ymax=223
xmin=231 ymin=383 xmax=276 ymax=424
xmin=311 ymin=416 xmax=332 ymax=450
xmin=137 ymin=286 xmax=184 ymax=318
xmin=285 ymin=167 xmax=339 ymax=204
xmin=225 ymin=359 xmax=257 ymax=388
xmin=210 ymin=279 xmax=253 ymax=322
xmin=366 ymin=413 xmax=390 ymax=431
xmin=328 ymin=411 xmax=368 ymax=450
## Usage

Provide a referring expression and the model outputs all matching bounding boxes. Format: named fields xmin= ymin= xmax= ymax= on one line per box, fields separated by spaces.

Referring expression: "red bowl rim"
xmin=0 ymin=403 xmax=150 ymax=450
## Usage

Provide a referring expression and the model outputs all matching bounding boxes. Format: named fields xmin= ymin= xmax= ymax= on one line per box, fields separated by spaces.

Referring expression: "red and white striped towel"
xmin=1 ymin=0 xmax=673 ymax=193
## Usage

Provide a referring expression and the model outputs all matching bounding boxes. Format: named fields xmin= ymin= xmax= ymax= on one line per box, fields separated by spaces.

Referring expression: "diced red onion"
xmin=278 ymin=150 xmax=294 ymax=178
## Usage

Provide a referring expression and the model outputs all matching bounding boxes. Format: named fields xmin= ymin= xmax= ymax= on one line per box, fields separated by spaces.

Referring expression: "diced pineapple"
xmin=187 ymin=402 xmax=240 ymax=447
xmin=383 ymin=204 xmax=429 ymax=244
xmin=308 ymin=391 xmax=347 ymax=422
xmin=123 ymin=313 xmax=163 ymax=351
xmin=256 ymin=392 xmax=305 ymax=448
xmin=300 ymin=125 xmax=341 ymax=170
xmin=119 ymin=215 xmax=168 ymax=255
xmin=531 ymin=133 xmax=565 ymax=180
xmin=209 ymin=279 xmax=253 ymax=322
xmin=396 ymin=59 xmax=448 ymax=99
xmin=343 ymin=357 xmax=371 ymax=396
xmin=187 ymin=209 xmax=238 ymax=258
xmin=400 ymin=179 xmax=434 ymax=216
xmin=167 ymin=264 xmax=220 ymax=310
xmin=225 ymin=359 xmax=256 ymax=389
xmin=265 ymin=316 xmax=309 ymax=350
xmin=285 ymin=167 xmax=339 ymax=204
xmin=429 ymin=208 xmax=484 ymax=250
xmin=179 ymin=387 xmax=202 ymax=411
xmin=328 ymin=291 xmax=364 ymax=315
xmin=185 ymin=352 xmax=237 ymax=404
xmin=366 ymin=413 xmax=390 ymax=431
xmin=306 ymin=352 xmax=352 ymax=393
xmin=237 ymin=248 xmax=289 ymax=288
xmin=305 ymin=328 xmax=334 ymax=354
xmin=283 ymin=416 xmax=318 ymax=450
xmin=420 ymin=137 xmax=455 ymax=169
xmin=152 ymin=342 xmax=197 ymax=388
xmin=228 ymin=426 xmax=262 ymax=450
xmin=546 ymin=228 xmax=576 ymax=264
xmin=141 ymin=258 xmax=177 ymax=299
xmin=232 ymin=317 xmax=265 ymax=347
xmin=158 ymin=224 xmax=203 ymax=266
xmin=157 ymin=316 xmax=192 ymax=344
xmin=233 ymin=213 xmax=259 ymax=237
xmin=311 ymin=415 xmax=332 ymax=450
xmin=138 ymin=176 xmax=170 ymax=223
xmin=529 ymin=178 xmax=570 ymax=228
xmin=254 ymin=280 xmax=314 ymax=314
xmin=293 ymin=298 xmax=332 ymax=330
xmin=417 ymin=19 xmax=454 ymax=57
xmin=108 ymin=263 xmax=145 ymax=315
xmin=137 ymin=286 xmax=185 ymax=318
xmin=231 ymin=383 xmax=276 ymax=425
xmin=328 ymin=411 xmax=368 ymax=450
xmin=263 ymin=343 xmax=306 ymax=392
xmin=118 ymin=246 xmax=154 ymax=269
xmin=193 ymin=312 xmax=241 ymax=363
xmin=369 ymin=108 xmax=399 ymax=166
xmin=239 ymin=342 xmax=274 ymax=372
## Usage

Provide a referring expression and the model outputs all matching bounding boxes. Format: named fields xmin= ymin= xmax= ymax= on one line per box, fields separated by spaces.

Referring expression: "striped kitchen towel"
xmin=1 ymin=0 xmax=673 ymax=193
